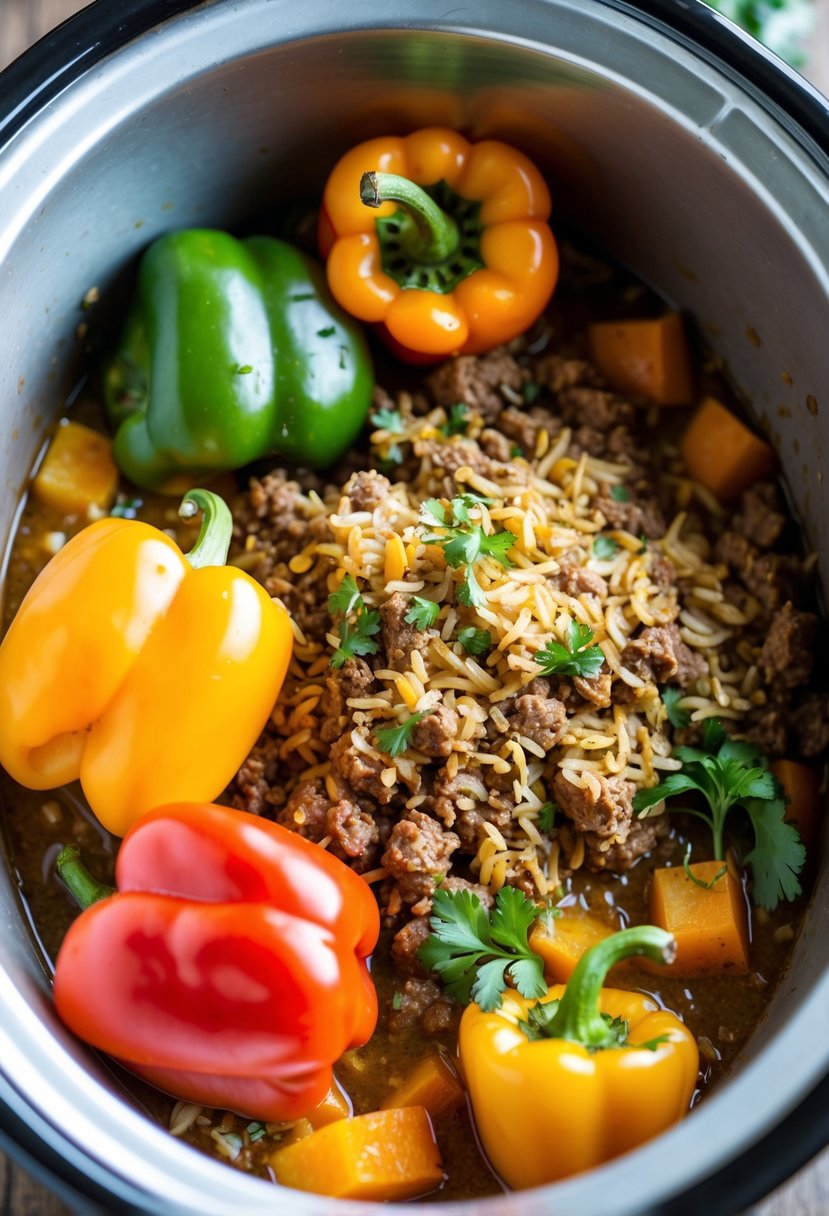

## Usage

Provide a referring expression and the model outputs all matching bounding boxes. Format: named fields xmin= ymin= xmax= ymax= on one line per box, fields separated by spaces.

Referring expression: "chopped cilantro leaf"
xmin=392 ymin=990 xmax=403 ymax=1010
xmin=510 ymin=444 xmax=524 ymax=459
xmin=420 ymin=498 xmax=448 ymax=528
xmin=534 ymin=620 xmax=605 ymax=680
xmin=110 ymin=497 xmax=142 ymax=519
xmin=537 ymin=802 xmax=556 ymax=832
xmin=610 ymin=484 xmax=631 ymax=502
xmin=316 ymin=325 xmax=336 ymax=338
xmin=633 ymin=720 xmax=805 ymax=909
xmin=374 ymin=710 xmax=431 ymax=759
xmin=419 ymin=885 xmax=547 ymax=1011
xmin=370 ymin=407 xmax=405 ymax=433
xmin=457 ymin=626 xmax=492 ymax=656
xmin=440 ymin=403 xmax=469 ymax=437
xmin=327 ymin=573 xmax=363 ymax=617
xmin=593 ymin=534 xmax=619 ymax=560
xmin=404 ymin=596 xmax=440 ymax=630
xmin=457 ymin=565 xmax=486 ymax=609
xmin=246 ymin=1121 xmax=266 ymax=1142
xmin=638 ymin=534 xmax=648 ymax=554
xmin=233 ymin=363 xmax=253 ymax=375
xmin=330 ymin=610 xmax=380 ymax=669
xmin=522 ymin=381 xmax=541 ymax=404
xmin=661 ymin=686 xmax=691 ymax=729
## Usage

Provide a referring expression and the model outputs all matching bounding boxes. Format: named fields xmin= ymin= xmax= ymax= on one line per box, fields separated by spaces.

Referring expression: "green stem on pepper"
xmin=178 ymin=489 xmax=233 ymax=569
xmin=57 ymin=845 xmax=114 ymax=911
xmin=360 ymin=171 xmax=461 ymax=264
xmin=521 ymin=926 xmax=676 ymax=1050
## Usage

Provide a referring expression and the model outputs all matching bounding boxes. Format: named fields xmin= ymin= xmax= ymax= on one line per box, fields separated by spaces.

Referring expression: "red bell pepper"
xmin=53 ymin=802 xmax=380 ymax=1121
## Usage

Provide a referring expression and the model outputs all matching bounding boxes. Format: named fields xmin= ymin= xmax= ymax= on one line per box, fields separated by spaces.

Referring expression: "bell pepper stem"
xmin=541 ymin=925 xmax=677 ymax=1050
xmin=179 ymin=489 xmax=233 ymax=569
xmin=360 ymin=171 xmax=460 ymax=264
xmin=57 ymin=845 xmax=114 ymax=910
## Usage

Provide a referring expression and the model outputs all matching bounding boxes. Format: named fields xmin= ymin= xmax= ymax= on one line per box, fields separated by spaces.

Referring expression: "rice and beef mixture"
xmin=228 ymin=341 xmax=826 ymax=1015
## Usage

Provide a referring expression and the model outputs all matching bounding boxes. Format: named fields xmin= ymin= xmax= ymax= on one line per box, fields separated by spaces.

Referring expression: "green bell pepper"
xmin=103 ymin=229 xmax=373 ymax=491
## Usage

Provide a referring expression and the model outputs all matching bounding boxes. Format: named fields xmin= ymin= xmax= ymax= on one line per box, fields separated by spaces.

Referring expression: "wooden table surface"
xmin=1 ymin=0 xmax=829 ymax=1212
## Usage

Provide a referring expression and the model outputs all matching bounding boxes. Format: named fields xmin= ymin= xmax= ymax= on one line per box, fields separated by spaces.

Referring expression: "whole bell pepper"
xmin=54 ymin=802 xmax=380 ymax=1121
xmin=319 ymin=127 xmax=559 ymax=359
xmin=458 ymin=926 xmax=698 ymax=1190
xmin=103 ymin=230 xmax=373 ymax=492
xmin=0 ymin=490 xmax=291 ymax=836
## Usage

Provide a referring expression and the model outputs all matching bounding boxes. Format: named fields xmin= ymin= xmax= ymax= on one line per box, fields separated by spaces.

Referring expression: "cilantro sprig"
xmin=535 ymin=620 xmax=605 ymax=680
xmin=370 ymin=407 xmax=404 ymax=434
xmin=404 ymin=596 xmax=440 ymax=630
xmin=456 ymin=626 xmax=492 ymax=656
xmin=592 ymin=534 xmax=619 ymax=560
xmin=439 ymin=403 xmax=469 ymax=437
xmin=633 ymin=718 xmax=806 ymax=910
xmin=374 ymin=710 xmax=432 ymax=759
xmin=418 ymin=885 xmax=547 ymax=1011
xmin=327 ymin=574 xmax=381 ymax=669
xmin=419 ymin=493 xmax=515 ymax=611
xmin=661 ymin=686 xmax=691 ymax=730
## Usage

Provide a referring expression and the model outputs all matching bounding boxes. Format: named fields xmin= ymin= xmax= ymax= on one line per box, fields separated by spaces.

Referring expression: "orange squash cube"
xmin=381 ymin=1052 xmax=465 ymax=1121
xmin=588 ymin=313 xmax=693 ymax=405
xmin=33 ymin=420 xmax=118 ymax=515
xmin=680 ymin=396 xmax=775 ymax=502
xmin=649 ymin=862 xmax=750 ymax=976
xmin=529 ymin=906 xmax=618 ymax=983
xmin=772 ymin=759 xmax=822 ymax=852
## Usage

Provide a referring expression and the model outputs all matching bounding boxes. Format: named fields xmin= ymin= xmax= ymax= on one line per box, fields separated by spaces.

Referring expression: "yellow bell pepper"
xmin=458 ymin=926 xmax=699 ymax=1190
xmin=0 ymin=489 xmax=292 ymax=836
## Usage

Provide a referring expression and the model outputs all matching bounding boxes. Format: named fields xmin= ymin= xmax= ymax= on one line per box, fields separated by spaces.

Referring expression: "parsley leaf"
xmin=440 ymin=403 xmax=469 ymax=437
xmin=331 ymin=610 xmax=381 ymax=669
xmin=374 ymin=710 xmax=431 ymax=759
xmin=535 ymin=620 xmax=605 ymax=680
xmin=419 ymin=494 xmax=513 ymax=609
xmin=418 ymin=886 xmax=547 ymax=1011
xmin=661 ymin=686 xmax=691 ymax=729
xmin=420 ymin=498 xmax=448 ymax=528
xmin=404 ymin=596 xmax=440 ymax=630
xmin=370 ymin=407 xmax=404 ymax=433
xmin=522 ymin=381 xmax=541 ymax=404
xmin=633 ymin=720 xmax=805 ymax=909
xmin=510 ymin=443 xmax=524 ymax=458
xmin=457 ymin=626 xmax=492 ymax=656
xmin=593 ymin=534 xmax=619 ymax=560
xmin=327 ymin=573 xmax=363 ymax=617
xmin=610 ymin=484 xmax=631 ymax=502
xmin=537 ymin=802 xmax=556 ymax=832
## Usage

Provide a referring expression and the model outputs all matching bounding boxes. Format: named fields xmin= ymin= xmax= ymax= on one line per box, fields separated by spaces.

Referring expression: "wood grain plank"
xmin=0 ymin=0 xmax=828 ymax=1213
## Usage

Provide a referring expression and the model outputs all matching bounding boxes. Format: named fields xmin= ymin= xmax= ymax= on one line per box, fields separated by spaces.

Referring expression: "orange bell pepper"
xmin=458 ymin=926 xmax=698 ymax=1189
xmin=319 ymin=127 xmax=558 ymax=359
xmin=0 ymin=490 xmax=291 ymax=836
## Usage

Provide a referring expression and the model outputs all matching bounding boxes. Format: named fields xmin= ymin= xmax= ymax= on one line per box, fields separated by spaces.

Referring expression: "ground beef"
xmin=381 ymin=810 xmax=460 ymax=905
xmin=648 ymin=552 xmax=678 ymax=592
xmin=422 ymin=999 xmax=461 ymax=1036
xmin=573 ymin=671 xmax=613 ymax=708
xmin=441 ymin=875 xmax=494 ymax=907
xmin=327 ymin=800 xmax=379 ymax=860
xmin=391 ymin=916 xmax=431 ymax=976
xmin=497 ymin=405 xmax=562 ymax=457
xmin=556 ymin=562 xmax=608 ymax=600
xmin=319 ymin=658 xmax=377 ymax=743
xmin=454 ymin=799 xmax=513 ymax=853
xmin=760 ymin=604 xmax=817 ymax=688
xmin=240 ymin=474 xmax=321 ymax=564
xmin=343 ymin=469 xmax=392 ymax=512
xmin=733 ymin=482 xmax=786 ymax=549
xmin=535 ymin=354 xmax=602 ymax=395
xmin=556 ymin=386 xmax=635 ymax=431
xmin=553 ymin=770 xmax=635 ymax=839
xmin=330 ymin=730 xmax=400 ymax=805
xmin=583 ymin=814 xmax=669 ymax=873
xmin=742 ymin=705 xmax=788 ymax=757
xmin=426 ymin=348 xmax=524 ymax=423
xmin=430 ymin=767 xmax=490 ymax=830
xmin=386 ymin=978 xmax=444 ymax=1033
xmin=621 ymin=624 xmax=706 ymax=689
xmin=414 ymin=435 xmax=529 ymax=488
xmin=232 ymin=750 xmax=272 ymax=816
xmin=277 ymin=780 xmax=330 ymax=840
xmin=715 ymin=532 xmax=805 ymax=612
xmin=791 ymin=694 xmax=829 ymax=758
xmin=505 ymin=693 xmax=566 ymax=752
xmin=412 ymin=704 xmax=459 ymax=758
xmin=596 ymin=493 xmax=666 ymax=539
xmin=478 ymin=428 xmax=514 ymax=462
xmin=380 ymin=592 xmax=436 ymax=667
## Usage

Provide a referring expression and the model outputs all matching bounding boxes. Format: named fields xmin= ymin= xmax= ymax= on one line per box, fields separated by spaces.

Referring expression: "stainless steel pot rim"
xmin=0 ymin=3 xmax=827 ymax=1215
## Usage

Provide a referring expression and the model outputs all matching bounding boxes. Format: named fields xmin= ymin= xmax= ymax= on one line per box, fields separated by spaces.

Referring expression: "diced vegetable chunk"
xmin=528 ymin=907 xmax=616 ymax=983
xmin=772 ymin=759 xmax=821 ymax=851
xmin=680 ymin=396 xmax=775 ymax=501
xmin=649 ymin=862 xmax=750 ymax=976
xmin=588 ymin=313 xmax=693 ymax=405
xmin=308 ymin=1077 xmax=352 ymax=1127
xmin=380 ymin=1052 xmax=465 ymax=1120
xmin=270 ymin=1107 xmax=444 ymax=1201
xmin=33 ymin=421 xmax=118 ymax=514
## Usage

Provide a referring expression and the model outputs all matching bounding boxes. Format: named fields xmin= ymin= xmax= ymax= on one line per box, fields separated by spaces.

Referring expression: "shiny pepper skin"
xmin=319 ymin=127 xmax=558 ymax=359
xmin=54 ymin=803 xmax=380 ymax=1121
xmin=0 ymin=492 xmax=291 ymax=836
